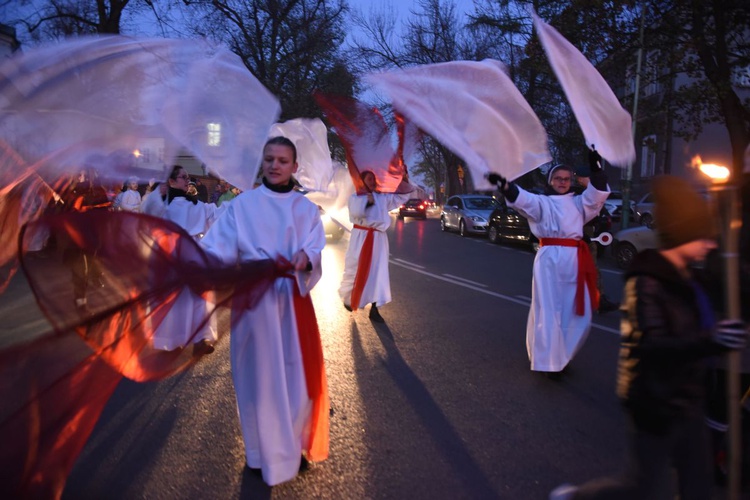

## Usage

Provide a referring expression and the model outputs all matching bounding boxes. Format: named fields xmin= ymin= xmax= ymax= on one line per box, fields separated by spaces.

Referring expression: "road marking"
xmin=390 ymin=259 xmax=621 ymax=335
xmin=515 ymin=295 xmax=531 ymax=302
xmin=442 ymin=274 xmax=487 ymax=288
xmin=600 ymin=268 xmax=622 ymax=275
xmin=392 ymin=258 xmax=425 ymax=269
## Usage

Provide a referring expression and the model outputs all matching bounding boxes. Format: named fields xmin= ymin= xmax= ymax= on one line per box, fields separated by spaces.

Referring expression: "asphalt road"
xmin=11 ymin=211 xmax=633 ymax=499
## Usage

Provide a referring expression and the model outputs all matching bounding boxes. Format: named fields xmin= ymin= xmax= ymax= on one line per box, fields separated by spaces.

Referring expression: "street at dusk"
xmin=28 ymin=213 xmax=629 ymax=499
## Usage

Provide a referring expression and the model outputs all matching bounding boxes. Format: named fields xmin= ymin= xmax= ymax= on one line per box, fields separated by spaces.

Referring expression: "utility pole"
xmin=622 ymin=6 xmax=646 ymax=229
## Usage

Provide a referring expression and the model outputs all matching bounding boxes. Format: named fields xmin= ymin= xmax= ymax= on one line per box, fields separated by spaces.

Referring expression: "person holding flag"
xmin=488 ymin=155 xmax=610 ymax=379
xmin=339 ymin=169 xmax=413 ymax=322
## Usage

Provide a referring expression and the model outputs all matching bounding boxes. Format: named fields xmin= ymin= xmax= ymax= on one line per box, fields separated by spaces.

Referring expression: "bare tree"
xmin=185 ymin=0 xmax=356 ymax=121
xmin=4 ymin=0 xmax=188 ymax=42
xmin=349 ymin=0 xmax=488 ymax=196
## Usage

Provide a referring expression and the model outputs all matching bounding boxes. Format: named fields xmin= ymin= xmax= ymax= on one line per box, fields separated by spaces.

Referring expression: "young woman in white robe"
xmin=489 ymin=164 xmax=609 ymax=377
xmin=199 ymin=136 xmax=328 ymax=486
xmin=338 ymin=170 xmax=412 ymax=322
xmin=150 ymin=165 xmax=224 ymax=354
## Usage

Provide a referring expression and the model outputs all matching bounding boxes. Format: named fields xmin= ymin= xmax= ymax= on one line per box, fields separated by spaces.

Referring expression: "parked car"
xmin=487 ymin=203 xmax=540 ymax=251
xmin=398 ymin=198 xmax=427 ymax=220
xmin=612 ymin=225 xmax=658 ymax=269
xmin=319 ymin=207 xmax=345 ymax=242
xmin=604 ymin=191 xmax=637 ymax=222
xmin=440 ymin=195 xmax=501 ymax=236
xmin=635 ymin=192 xmax=655 ymax=227
xmin=487 ymin=203 xmax=612 ymax=253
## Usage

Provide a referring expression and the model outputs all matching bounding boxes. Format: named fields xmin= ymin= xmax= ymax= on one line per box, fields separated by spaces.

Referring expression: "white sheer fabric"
xmin=366 ymin=59 xmax=551 ymax=190
xmin=0 ymin=36 xmax=280 ymax=191
xmin=532 ymin=12 xmax=635 ymax=168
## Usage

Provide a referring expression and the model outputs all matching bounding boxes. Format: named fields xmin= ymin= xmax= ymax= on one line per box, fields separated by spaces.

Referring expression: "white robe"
xmin=151 ymin=197 xmax=225 ymax=350
xmin=339 ymin=190 xmax=410 ymax=308
xmin=139 ymin=190 xmax=166 ymax=218
xmin=199 ymin=185 xmax=326 ymax=486
xmin=509 ymin=183 xmax=610 ymax=372
xmin=119 ymin=189 xmax=141 ymax=212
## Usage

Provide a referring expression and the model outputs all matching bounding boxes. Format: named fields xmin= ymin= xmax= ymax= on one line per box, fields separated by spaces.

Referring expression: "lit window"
xmin=207 ymin=123 xmax=221 ymax=147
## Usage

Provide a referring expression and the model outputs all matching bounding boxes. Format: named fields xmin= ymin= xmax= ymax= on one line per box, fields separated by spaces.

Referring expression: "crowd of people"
xmin=12 ymin=135 xmax=750 ymax=497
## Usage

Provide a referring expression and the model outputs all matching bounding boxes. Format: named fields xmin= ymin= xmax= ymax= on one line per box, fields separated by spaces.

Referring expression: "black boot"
xmin=369 ymin=303 xmax=384 ymax=323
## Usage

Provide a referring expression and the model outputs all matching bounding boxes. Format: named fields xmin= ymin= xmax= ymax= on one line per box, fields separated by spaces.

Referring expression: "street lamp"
xmin=695 ymin=155 xmax=743 ymax=500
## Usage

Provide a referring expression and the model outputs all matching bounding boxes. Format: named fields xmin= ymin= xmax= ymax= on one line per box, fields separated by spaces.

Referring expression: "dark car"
xmin=487 ymin=204 xmax=540 ymax=251
xmin=487 ymin=203 xmax=612 ymax=253
xmin=398 ymin=198 xmax=427 ymax=220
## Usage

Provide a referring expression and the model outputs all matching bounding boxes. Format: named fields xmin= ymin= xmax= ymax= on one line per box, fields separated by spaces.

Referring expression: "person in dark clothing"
xmin=193 ymin=177 xmax=209 ymax=203
xmin=550 ymin=175 xmax=748 ymax=500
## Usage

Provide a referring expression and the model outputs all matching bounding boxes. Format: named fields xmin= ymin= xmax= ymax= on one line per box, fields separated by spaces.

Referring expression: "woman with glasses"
xmin=150 ymin=164 xmax=226 ymax=355
xmin=488 ymin=153 xmax=610 ymax=380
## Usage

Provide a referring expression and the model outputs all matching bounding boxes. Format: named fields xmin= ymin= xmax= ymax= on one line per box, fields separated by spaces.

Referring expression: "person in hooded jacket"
xmin=488 ymin=148 xmax=610 ymax=379
xmin=550 ymin=175 xmax=748 ymax=500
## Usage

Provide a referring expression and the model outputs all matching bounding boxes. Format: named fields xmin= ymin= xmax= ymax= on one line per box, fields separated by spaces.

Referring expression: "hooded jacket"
xmin=617 ymin=249 xmax=724 ymax=433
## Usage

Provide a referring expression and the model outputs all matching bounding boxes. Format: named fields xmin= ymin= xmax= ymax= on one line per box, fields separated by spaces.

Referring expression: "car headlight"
xmin=469 ymin=216 xmax=486 ymax=222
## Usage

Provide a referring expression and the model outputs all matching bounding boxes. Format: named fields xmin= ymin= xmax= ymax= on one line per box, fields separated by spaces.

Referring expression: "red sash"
xmin=539 ymin=238 xmax=599 ymax=315
xmin=350 ymin=224 xmax=379 ymax=310
xmin=290 ymin=278 xmax=330 ymax=461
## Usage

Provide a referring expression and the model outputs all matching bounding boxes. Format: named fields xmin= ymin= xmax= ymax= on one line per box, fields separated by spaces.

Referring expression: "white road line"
xmin=442 ymin=274 xmax=487 ymax=288
xmin=515 ymin=295 xmax=531 ymax=302
xmin=392 ymin=258 xmax=425 ymax=269
xmin=600 ymin=268 xmax=622 ymax=275
xmin=390 ymin=259 xmax=621 ymax=335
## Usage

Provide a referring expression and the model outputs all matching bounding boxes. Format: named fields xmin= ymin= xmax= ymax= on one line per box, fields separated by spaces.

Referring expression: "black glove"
xmin=588 ymin=146 xmax=603 ymax=173
xmin=487 ymin=172 xmax=507 ymax=190
xmin=713 ymin=319 xmax=748 ymax=350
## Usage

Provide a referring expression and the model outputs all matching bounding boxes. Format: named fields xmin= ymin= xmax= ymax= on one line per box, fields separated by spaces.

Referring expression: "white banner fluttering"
xmin=532 ymin=11 xmax=635 ymax=168
xmin=0 ymin=36 xmax=280 ymax=191
xmin=366 ymin=59 xmax=551 ymax=190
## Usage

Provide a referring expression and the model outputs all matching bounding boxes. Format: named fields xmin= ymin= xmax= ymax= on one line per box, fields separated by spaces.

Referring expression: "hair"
xmin=360 ymin=169 xmax=376 ymax=183
xmin=169 ymin=165 xmax=185 ymax=181
xmin=264 ymin=136 xmax=297 ymax=163
xmin=547 ymin=164 xmax=574 ymax=184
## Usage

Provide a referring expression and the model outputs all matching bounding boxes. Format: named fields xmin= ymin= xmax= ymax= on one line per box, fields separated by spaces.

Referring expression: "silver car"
xmin=440 ymin=195 xmax=502 ymax=237
xmin=613 ymin=225 xmax=658 ymax=269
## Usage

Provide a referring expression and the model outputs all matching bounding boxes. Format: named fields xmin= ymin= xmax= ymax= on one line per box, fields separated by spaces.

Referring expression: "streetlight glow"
xmin=691 ymin=155 xmax=730 ymax=182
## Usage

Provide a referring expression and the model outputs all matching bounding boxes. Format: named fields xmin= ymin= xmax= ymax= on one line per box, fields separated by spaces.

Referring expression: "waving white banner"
xmin=532 ymin=12 xmax=635 ymax=167
xmin=366 ymin=59 xmax=551 ymax=190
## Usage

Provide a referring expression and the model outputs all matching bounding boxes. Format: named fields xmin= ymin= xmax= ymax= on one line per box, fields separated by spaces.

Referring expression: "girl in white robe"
xmin=150 ymin=166 xmax=224 ymax=353
xmin=338 ymin=170 xmax=412 ymax=322
xmin=490 ymin=164 xmax=609 ymax=376
xmin=200 ymin=136 xmax=328 ymax=486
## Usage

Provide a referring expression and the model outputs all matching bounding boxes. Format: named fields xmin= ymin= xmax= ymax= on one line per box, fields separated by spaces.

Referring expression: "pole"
xmin=715 ymin=184 xmax=743 ymax=500
xmin=621 ymin=6 xmax=646 ymax=230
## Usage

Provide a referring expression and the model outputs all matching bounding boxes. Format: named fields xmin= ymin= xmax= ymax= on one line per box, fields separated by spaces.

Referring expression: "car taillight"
xmin=418 ymin=204 xmax=424 ymax=209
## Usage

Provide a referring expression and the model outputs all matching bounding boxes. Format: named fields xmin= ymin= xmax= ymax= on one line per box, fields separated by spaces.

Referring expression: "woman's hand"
xmin=291 ymin=249 xmax=310 ymax=271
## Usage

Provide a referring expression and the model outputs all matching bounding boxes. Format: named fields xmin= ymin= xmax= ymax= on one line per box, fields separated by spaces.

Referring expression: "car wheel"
xmin=614 ymin=241 xmax=637 ymax=269
xmin=488 ymin=225 xmax=500 ymax=244
xmin=440 ymin=216 xmax=448 ymax=232
xmin=459 ymin=219 xmax=467 ymax=237
xmin=640 ymin=213 xmax=653 ymax=228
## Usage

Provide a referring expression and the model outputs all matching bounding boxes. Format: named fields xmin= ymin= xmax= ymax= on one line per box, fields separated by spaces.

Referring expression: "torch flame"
xmin=691 ymin=155 xmax=730 ymax=182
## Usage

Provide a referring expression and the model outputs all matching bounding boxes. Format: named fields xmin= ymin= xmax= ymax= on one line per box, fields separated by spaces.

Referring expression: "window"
xmin=640 ymin=135 xmax=657 ymax=178
xmin=207 ymin=122 xmax=221 ymax=147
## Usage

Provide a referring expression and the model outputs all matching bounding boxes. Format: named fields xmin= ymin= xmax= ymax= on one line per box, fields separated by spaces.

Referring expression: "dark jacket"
xmin=616 ymin=249 xmax=725 ymax=433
